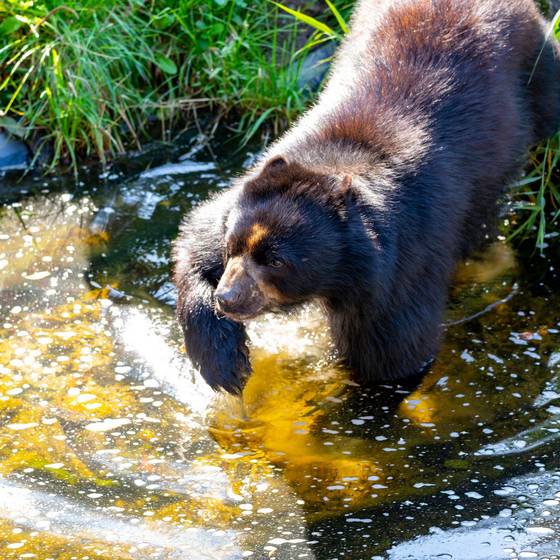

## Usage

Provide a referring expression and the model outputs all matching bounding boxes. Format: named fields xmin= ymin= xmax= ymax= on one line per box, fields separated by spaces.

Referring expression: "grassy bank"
xmin=0 ymin=0 xmax=558 ymax=244
xmin=0 ymin=0 xmax=322 ymax=169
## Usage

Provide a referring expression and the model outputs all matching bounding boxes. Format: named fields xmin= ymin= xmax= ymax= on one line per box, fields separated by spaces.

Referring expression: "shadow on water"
xmin=1 ymin=131 xmax=560 ymax=559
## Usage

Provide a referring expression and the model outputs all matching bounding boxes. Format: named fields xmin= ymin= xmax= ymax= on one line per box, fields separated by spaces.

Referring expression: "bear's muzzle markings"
xmin=215 ymin=255 xmax=268 ymax=321
xmin=173 ymin=0 xmax=560 ymax=394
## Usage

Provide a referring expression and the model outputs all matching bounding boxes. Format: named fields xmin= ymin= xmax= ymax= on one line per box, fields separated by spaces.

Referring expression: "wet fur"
xmin=174 ymin=0 xmax=560 ymax=393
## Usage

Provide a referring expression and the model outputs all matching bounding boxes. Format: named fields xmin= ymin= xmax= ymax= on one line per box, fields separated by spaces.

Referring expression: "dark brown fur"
xmin=173 ymin=0 xmax=560 ymax=393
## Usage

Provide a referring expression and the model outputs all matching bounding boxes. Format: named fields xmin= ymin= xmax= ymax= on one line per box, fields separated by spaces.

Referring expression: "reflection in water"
xmin=1 ymin=144 xmax=560 ymax=559
xmin=388 ymin=471 xmax=560 ymax=560
xmin=114 ymin=307 xmax=214 ymax=416
xmin=0 ymin=479 xmax=239 ymax=560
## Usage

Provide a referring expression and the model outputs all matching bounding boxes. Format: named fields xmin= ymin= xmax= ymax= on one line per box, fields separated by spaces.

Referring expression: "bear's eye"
xmin=268 ymin=257 xmax=285 ymax=269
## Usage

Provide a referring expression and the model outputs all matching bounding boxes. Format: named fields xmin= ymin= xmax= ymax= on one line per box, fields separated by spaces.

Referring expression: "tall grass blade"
xmin=325 ymin=0 xmax=348 ymax=34
xmin=527 ymin=8 xmax=560 ymax=84
xmin=241 ymin=106 xmax=275 ymax=147
xmin=272 ymin=2 xmax=337 ymax=37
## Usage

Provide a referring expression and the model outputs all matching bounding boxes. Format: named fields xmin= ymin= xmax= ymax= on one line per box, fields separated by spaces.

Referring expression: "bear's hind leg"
xmin=329 ymin=301 xmax=442 ymax=385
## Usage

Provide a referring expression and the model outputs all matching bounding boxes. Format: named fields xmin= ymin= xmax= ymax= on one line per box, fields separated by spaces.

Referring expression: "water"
xmin=1 ymin=132 xmax=559 ymax=560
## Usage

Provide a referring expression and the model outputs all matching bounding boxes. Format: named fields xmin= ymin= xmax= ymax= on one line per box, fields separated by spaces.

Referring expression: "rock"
xmin=0 ymin=131 xmax=29 ymax=171
xmin=541 ymin=0 xmax=560 ymax=17
xmin=153 ymin=281 xmax=178 ymax=306
xmin=549 ymin=351 xmax=560 ymax=369
xmin=297 ymin=42 xmax=336 ymax=93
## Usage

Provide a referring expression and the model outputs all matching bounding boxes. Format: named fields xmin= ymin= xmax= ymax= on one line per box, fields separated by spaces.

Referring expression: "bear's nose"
xmin=215 ymin=288 xmax=240 ymax=312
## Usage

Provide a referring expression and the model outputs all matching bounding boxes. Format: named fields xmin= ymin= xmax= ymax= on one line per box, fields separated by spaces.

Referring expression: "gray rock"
xmin=0 ymin=131 xmax=29 ymax=171
xmin=297 ymin=42 xmax=336 ymax=93
xmin=550 ymin=0 xmax=560 ymax=14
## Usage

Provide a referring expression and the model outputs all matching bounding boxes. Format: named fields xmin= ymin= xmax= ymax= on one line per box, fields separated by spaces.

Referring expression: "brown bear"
xmin=173 ymin=0 xmax=560 ymax=393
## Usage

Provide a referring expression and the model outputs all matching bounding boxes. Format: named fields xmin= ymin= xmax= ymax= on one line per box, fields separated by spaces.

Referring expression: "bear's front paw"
xmin=199 ymin=346 xmax=251 ymax=395
xmin=194 ymin=319 xmax=251 ymax=394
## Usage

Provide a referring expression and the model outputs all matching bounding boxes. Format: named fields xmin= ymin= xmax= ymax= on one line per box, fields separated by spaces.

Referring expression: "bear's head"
xmin=215 ymin=155 xmax=352 ymax=321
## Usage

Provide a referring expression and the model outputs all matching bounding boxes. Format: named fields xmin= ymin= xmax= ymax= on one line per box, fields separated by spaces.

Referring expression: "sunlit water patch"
xmin=388 ymin=471 xmax=560 ymax=560
xmin=1 ymin=136 xmax=560 ymax=559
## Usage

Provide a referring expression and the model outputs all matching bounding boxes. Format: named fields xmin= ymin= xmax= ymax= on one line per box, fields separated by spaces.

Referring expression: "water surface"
xmin=1 ymin=134 xmax=559 ymax=559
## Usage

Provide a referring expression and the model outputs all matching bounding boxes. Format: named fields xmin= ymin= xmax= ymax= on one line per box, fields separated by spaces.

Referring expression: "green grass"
xmin=508 ymin=9 xmax=560 ymax=248
xmin=0 ymin=0 xmax=558 ymax=246
xmin=509 ymin=134 xmax=560 ymax=250
xmin=0 ymin=0 xmax=307 ymax=169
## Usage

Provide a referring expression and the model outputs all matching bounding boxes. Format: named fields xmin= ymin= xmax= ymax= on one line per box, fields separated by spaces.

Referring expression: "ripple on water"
xmin=1 ymin=139 xmax=560 ymax=559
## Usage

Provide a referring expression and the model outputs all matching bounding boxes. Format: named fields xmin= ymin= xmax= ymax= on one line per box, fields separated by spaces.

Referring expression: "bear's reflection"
xmin=204 ymin=242 xmax=558 ymax=524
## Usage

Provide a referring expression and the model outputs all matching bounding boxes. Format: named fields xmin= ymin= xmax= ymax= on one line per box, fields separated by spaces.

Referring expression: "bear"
xmin=173 ymin=0 xmax=560 ymax=394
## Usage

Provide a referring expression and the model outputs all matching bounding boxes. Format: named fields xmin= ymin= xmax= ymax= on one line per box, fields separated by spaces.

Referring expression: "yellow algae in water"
xmin=207 ymin=351 xmax=384 ymax=515
xmin=398 ymin=369 xmax=440 ymax=426
xmin=0 ymin=519 xmax=134 ymax=560
xmin=155 ymin=495 xmax=241 ymax=529
xmin=399 ymin=393 xmax=437 ymax=425
xmin=452 ymin=242 xmax=516 ymax=286
xmin=0 ymin=403 xmax=99 ymax=483
xmin=0 ymin=294 xmax=135 ymax=418
xmin=209 ymin=351 xmax=345 ymax=458
xmin=0 ymin=216 xmax=90 ymax=291
xmin=0 ymin=289 xmax=139 ymax=484
xmin=396 ymin=363 xmax=487 ymax=431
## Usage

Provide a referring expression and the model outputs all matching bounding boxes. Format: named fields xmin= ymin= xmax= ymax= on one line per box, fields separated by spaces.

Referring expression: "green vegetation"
xmin=509 ymin=8 xmax=560 ymax=248
xmin=0 ymin=0 xmax=558 ymax=245
xmin=0 ymin=0 xmax=310 ymax=169
xmin=510 ymin=135 xmax=560 ymax=249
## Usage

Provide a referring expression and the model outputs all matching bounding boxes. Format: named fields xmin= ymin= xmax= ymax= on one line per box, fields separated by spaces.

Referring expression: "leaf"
xmin=241 ymin=107 xmax=275 ymax=147
xmin=553 ymin=9 xmax=560 ymax=37
xmin=513 ymin=176 xmax=541 ymax=188
xmin=152 ymin=12 xmax=175 ymax=30
xmin=528 ymin=9 xmax=560 ymax=84
xmin=0 ymin=16 xmax=23 ymax=36
xmin=209 ymin=22 xmax=226 ymax=36
xmin=0 ymin=116 xmax=27 ymax=139
xmin=325 ymin=0 xmax=348 ymax=34
xmin=155 ymin=54 xmax=177 ymax=75
xmin=273 ymin=2 xmax=336 ymax=37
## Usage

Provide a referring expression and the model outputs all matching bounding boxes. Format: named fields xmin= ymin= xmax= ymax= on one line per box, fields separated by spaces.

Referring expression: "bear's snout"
xmin=215 ymin=287 xmax=242 ymax=312
xmin=215 ymin=256 xmax=266 ymax=321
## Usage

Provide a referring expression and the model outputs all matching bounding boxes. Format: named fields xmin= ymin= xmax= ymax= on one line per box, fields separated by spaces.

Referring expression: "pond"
xmin=1 ymin=131 xmax=559 ymax=560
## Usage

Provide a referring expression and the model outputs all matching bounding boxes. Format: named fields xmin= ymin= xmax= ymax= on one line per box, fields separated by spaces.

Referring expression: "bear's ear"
xmin=244 ymin=155 xmax=290 ymax=197
xmin=262 ymin=155 xmax=288 ymax=177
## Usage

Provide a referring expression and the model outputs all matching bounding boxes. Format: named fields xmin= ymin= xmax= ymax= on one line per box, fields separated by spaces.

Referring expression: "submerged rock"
xmin=297 ymin=42 xmax=336 ymax=93
xmin=543 ymin=0 xmax=560 ymax=17
xmin=0 ymin=131 xmax=29 ymax=171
